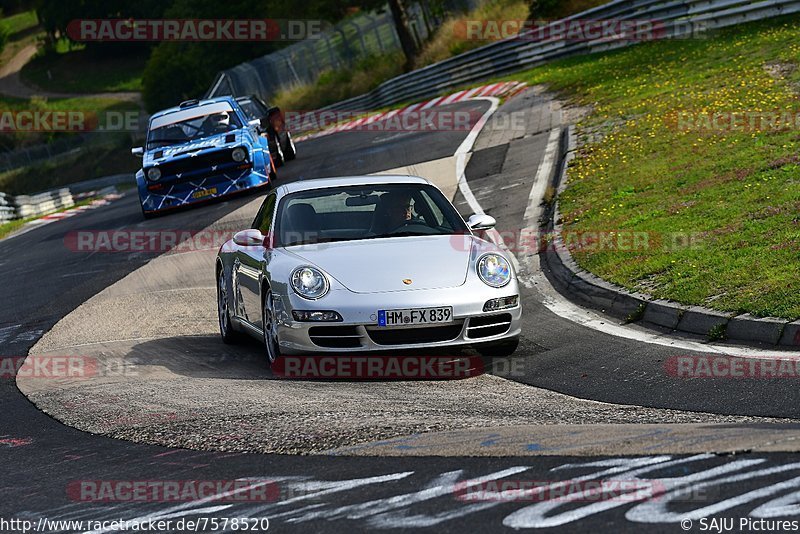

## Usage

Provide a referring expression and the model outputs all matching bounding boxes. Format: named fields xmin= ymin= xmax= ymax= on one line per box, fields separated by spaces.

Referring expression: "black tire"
xmin=141 ymin=204 xmax=154 ymax=220
xmin=477 ymin=337 xmax=519 ymax=358
xmin=268 ymin=159 xmax=278 ymax=183
xmin=269 ymin=133 xmax=284 ymax=168
xmin=280 ymin=131 xmax=296 ymax=161
xmin=217 ymin=267 xmax=242 ymax=344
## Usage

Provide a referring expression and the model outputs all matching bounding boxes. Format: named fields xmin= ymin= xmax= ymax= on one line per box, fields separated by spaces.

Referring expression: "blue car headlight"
xmin=477 ymin=253 xmax=511 ymax=288
xmin=291 ymin=266 xmax=329 ymax=299
xmin=147 ymin=167 xmax=161 ymax=181
xmin=232 ymin=147 xmax=247 ymax=162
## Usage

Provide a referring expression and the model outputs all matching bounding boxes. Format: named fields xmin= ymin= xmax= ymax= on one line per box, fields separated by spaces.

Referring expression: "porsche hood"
xmin=284 ymin=234 xmax=498 ymax=293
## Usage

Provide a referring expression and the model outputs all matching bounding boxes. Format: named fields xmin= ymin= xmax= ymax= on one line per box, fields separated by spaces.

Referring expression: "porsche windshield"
xmin=271 ymin=184 xmax=469 ymax=247
xmin=147 ymin=106 xmax=243 ymax=150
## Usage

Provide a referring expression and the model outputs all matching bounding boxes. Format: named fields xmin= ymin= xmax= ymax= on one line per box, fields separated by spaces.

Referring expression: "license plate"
xmin=192 ymin=187 xmax=217 ymax=199
xmin=378 ymin=307 xmax=453 ymax=327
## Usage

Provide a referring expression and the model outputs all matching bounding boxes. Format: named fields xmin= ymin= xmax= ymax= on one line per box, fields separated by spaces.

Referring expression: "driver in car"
xmin=372 ymin=192 xmax=419 ymax=234
xmin=201 ymin=111 xmax=232 ymax=136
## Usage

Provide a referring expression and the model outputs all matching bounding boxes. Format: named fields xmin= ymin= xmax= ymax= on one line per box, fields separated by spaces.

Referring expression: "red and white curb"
xmin=28 ymin=193 xmax=123 ymax=225
xmin=297 ymin=81 xmax=528 ymax=141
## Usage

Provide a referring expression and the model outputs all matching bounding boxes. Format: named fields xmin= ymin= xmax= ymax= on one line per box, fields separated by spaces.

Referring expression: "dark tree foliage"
xmin=32 ymin=0 xmax=450 ymax=111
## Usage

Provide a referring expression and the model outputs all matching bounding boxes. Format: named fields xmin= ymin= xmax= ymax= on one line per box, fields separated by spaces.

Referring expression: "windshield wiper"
xmin=281 ymin=236 xmax=357 ymax=247
xmin=367 ymin=231 xmax=434 ymax=239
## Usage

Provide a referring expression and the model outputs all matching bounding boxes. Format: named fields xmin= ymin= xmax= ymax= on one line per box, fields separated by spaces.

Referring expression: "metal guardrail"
xmin=228 ymin=0 xmax=798 ymax=113
xmin=0 ymin=174 xmax=130 ymax=223
xmin=12 ymin=188 xmax=74 ymax=219
xmin=206 ymin=1 xmax=461 ymax=100
xmin=0 ymin=136 xmax=86 ymax=174
xmin=0 ymin=193 xmax=14 ymax=223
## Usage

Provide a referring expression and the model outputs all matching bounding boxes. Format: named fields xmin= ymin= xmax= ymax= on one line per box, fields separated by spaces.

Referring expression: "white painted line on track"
xmin=522 ymin=128 xmax=560 ymax=229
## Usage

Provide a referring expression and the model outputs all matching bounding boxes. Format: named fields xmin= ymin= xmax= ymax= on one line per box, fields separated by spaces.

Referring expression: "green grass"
xmin=0 ymin=10 xmax=38 ymax=39
xmin=276 ymin=0 xmax=609 ymax=111
xmin=506 ymin=15 xmax=800 ymax=319
xmin=274 ymin=53 xmax=405 ymax=111
xmin=0 ymin=94 xmax=139 ymax=151
xmin=21 ymin=39 xmax=146 ymax=93
xmin=0 ymin=136 xmax=140 ymax=195
xmin=0 ymin=216 xmax=29 ymax=240
xmin=0 ymin=196 xmax=100 ymax=240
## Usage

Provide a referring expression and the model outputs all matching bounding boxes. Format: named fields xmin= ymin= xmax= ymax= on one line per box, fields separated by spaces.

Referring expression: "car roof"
xmin=278 ymin=175 xmax=432 ymax=195
xmin=150 ymin=96 xmax=238 ymax=122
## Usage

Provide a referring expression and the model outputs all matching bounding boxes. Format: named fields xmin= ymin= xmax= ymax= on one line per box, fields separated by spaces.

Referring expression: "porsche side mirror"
xmin=247 ymin=119 xmax=262 ymax=131
xmin=467 ymin=214 xmax=496 ymax=231
xmin=233 ymin=229 xmax=265 ymax=247
xmin=131 ymin=147 xmax=144 ymax=157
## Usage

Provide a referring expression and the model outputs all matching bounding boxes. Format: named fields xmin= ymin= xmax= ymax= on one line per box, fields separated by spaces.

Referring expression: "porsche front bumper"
xmin=271 ymin=282 xmax=522 ymax=354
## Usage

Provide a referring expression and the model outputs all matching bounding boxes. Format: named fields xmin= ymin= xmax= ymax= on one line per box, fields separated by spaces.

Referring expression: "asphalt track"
xmin=4 ymin=94 xmax=800 ymax=532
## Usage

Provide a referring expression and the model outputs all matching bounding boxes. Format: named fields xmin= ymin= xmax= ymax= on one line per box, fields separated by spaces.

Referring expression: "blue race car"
xmin=131 ymin=97 xmax=276 ymax=218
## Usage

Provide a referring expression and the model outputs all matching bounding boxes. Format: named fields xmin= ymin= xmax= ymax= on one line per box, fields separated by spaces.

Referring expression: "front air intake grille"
xmin=159 ymin=149 xmax=236 ymax=178
xmin=309 ymin=325 xmax=363 ymax=348
xmin=366 ymin=322 xmax=464 ymax=346
xmin=466 ymin=313 xmax=512 ymax=339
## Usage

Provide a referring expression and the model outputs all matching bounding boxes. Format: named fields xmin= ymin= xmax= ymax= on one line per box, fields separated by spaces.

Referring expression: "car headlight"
xmin=291 ymin=266 xmax=329 ymax=299
xmin=231 ymin=147 xmax=247 ymax=162
xmin=477 ymin=253 xmax=511 ymax=288
xmin=147 ymin=167 xmax=161 ymax=181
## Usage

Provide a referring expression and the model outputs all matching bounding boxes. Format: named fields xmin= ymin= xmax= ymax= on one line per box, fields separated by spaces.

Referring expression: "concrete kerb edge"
xmin=539 ymin=127 xmax=797 ymax=348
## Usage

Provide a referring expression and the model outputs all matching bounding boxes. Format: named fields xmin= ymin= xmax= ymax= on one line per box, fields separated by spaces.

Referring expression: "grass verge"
xmin=508 ymin=15 xmax=800 ymax=319
xmin=0 ymin=10 xmax=38 ymax=39
xmin=0 ymin=196 xmax=101 ymax=241
xmin=0 ymin=94 xmax=139 ymax=152
xmin=275 ymin=0 xmax=607 ymax=111
xmin=21 ymin=39 xmax=146 ymax=93
xmin=274 ymin=53 xmax=405 ymax=111
xmin=0 ymin=135 xmax=139 ymax=194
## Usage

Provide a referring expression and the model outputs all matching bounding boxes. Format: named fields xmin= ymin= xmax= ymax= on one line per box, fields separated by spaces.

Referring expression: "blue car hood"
xmin=144 ymin=130 xmax=244 ymax=166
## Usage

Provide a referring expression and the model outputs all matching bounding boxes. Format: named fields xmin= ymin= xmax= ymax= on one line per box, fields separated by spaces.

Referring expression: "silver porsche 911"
xmin=215 ymin=175 xmax=521 ymax=363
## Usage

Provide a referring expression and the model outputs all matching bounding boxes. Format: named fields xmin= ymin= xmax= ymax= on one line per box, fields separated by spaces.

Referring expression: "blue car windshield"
xmin=146 ymin=109 xmax=243 ymax=150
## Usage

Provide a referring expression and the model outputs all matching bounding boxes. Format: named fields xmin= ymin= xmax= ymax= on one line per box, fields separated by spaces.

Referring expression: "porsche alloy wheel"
xmin=262 ymin=288 xmax=281 ymax=364
xmin=217 ymin=268 xmax=239 ymax=343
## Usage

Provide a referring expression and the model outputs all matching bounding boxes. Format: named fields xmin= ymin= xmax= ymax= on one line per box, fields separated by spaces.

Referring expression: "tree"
xmin=359 ymin=0 xmax=419 ymax=70
xmin=386 ymin=0 xmax=419 ymax=69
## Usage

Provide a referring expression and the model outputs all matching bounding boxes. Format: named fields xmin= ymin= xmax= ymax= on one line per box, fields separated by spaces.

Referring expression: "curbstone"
xmin=539 ymin=102 xmax=799 ymax=347
xmin=612 ymin=292 xmax=647 ymax=321
xmin=676 ymin=307 xmax=733 ymax=337
xmin=642 ymin=299 xmax=687 ymax=330
xmin=778 ymin=320 xmax=800 ymax=348
xmin=568 ymin=270 xmax=619 ymax=312
xmin=541 ymin=246 xmax=575 ymax=289
xmin=727 ymin=314 xmax=788 ymax=346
